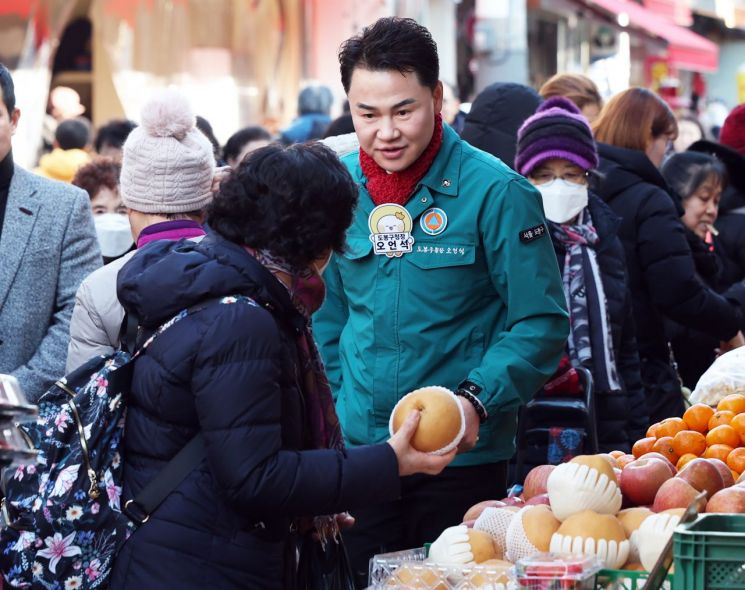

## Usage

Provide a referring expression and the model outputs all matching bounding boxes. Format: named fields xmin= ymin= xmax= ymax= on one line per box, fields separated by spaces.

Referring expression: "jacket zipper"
xmin=55 ymin=381 xmax=100 ymax=499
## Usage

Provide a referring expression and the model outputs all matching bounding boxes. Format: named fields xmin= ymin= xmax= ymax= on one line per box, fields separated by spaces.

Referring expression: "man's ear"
xmin=433 ymin=81 xmax=444 ymax=114
xmin=10 ymin=108 xmax=20 ymax=135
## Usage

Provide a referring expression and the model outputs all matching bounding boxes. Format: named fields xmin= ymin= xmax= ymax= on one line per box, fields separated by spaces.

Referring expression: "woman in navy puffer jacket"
xmin=110 ymin=143 xmax=454 ymax=589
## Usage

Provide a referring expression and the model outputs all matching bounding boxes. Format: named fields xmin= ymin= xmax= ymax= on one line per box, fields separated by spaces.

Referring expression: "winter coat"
xmin=33 ymin=148 xmax=90 ymax=182
xmin=314 ymin=124 xmax=569 ymax=467
xmin=109 ymin=233 xmax=400 ymax=590
xmin=551 ymin=195 xmax=647 ymax=450
xmin=66 ymin=250 xmax=135 ymax=372
xmin=0 ymin=165 xmax=101 ymax=401
xmin=594 ymin=143 xmax=741 ymax=423
xmin=460 ymin=82 xmax=543 ymax=170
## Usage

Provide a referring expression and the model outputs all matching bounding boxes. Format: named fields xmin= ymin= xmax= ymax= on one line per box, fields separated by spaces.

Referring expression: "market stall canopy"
xmin=583 ymin=0 xmax=719 ymax=72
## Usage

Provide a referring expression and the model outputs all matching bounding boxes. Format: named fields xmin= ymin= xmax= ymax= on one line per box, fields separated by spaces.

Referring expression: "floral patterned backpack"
xmin=0 ymin=296 xmax=252 ymax=589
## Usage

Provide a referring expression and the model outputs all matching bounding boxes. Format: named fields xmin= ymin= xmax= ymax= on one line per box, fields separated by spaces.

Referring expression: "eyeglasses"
xmin=529 ymin=171 xmax=589 ymax=186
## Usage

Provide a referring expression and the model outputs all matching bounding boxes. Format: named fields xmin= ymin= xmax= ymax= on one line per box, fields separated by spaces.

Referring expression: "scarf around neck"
xmin=360 ymin=113 xmax=444 ymax=206
xmin=550 ymin=210 xmax=622 ymax=393
xmin=246 ymin=248 xmax=344 ymax=451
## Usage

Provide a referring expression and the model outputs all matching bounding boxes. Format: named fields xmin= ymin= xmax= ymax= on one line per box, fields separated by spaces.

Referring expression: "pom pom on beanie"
xmin=140 ymin=89 xmax=195 ymax=140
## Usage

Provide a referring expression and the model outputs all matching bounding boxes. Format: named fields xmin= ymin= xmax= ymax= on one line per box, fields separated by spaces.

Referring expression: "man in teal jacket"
xmin=314 ymin=17 xmax=568 ymax=585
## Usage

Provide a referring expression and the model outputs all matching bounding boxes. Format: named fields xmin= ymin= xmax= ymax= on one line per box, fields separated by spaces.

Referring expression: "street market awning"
xmin=581 ymin=0 xmax=719 ymax=72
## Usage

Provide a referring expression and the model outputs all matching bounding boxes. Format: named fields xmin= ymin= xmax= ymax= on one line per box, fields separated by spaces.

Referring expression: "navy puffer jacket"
xmin=110 ymin=233 xmax=400 ymax=590
xmin=551 ymin=195 xmax=647 ymax=451
xmin=594 ymin=143 xmax=742 ymax=423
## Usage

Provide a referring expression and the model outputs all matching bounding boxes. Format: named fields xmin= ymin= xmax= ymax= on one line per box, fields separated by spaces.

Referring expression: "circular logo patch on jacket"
xmin=420 ymin=208 xmax=448 ymax=236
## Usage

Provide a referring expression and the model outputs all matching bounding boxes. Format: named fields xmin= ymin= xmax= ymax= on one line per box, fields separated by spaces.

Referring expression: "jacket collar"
xmin=586 ymin=193 xmax=621 ymax=252
xmin=417 ymin=123 xmax=461 ymax=197
xmin=0 ymin=166 xmax=41 ymax=312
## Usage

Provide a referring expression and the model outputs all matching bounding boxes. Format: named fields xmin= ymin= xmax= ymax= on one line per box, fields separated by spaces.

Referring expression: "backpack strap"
xmin=121 ymin=295 xmax=259 ymax=528
xmin=123 ymin=434 xmax=205 ymax=527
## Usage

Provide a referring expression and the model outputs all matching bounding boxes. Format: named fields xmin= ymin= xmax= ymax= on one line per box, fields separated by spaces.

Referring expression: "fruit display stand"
xmin=673 ymin=513 xmax=745 ymax=589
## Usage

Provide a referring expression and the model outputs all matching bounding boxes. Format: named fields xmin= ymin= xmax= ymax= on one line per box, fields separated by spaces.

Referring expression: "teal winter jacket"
xmin=314 ymin=125 xmax=569 ymax=466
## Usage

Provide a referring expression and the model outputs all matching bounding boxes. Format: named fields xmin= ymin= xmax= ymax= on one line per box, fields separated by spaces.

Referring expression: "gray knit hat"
xmin=120 ymin=89 xmax=215 ymax=213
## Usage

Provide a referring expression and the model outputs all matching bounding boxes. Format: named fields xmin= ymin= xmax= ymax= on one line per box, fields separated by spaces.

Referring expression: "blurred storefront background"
xmin=0 ymin=0 xmax=743 ymax=168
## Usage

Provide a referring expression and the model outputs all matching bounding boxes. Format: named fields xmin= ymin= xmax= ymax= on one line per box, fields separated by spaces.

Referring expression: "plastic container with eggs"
xmin=0 ymin=375 xmax=38 ymax=477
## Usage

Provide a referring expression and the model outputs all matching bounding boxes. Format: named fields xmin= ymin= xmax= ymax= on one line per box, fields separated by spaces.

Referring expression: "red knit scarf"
xmin=360 ymin=114 xmax=444 ymax=206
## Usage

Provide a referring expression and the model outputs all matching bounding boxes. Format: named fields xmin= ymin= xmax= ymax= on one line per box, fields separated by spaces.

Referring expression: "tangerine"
xmin=632 ymin=437 xmax=656 ymax=459
xmin=706 ymin=424 xmax=741 ymax=448
xmin=656 ymin=417 xmax=688 ymax=438
xmin=646 ymin=423 xmax=659 ymax=438
xmin=652 ymin=436 xmax=679 ymax=464
xmin=704 ymin=444 xmax=734 ymax=462
xmin=609 ymin=450 xmax=625 ymax=459
xmin=683 ymin=404 xmax=715 ymax=433
xmin=676 ymin=453 xmax=698 ymax=471
xmin=717 ymin=394 xmax=745 ymax=415
xmin=709 ymin=410 xmax=735 ymax=430
xmin=617 ymin=454 xmax=636 ymax=469
xmin=672 ymin=430 xmax=707 ymax=457
xmin=730 ymin=413 xmax=745 ymax=446
xmin=728 ymin=448 xmax=745 ymax=474
xmin=733 ymin=470 xmax=741 ymax=483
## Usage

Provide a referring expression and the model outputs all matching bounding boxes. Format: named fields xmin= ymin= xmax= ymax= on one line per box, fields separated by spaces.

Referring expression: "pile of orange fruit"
xmin=630 ymin=393 xmax=745 ymax=481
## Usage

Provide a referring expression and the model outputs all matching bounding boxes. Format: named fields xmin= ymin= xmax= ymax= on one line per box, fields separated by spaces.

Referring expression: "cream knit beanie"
xmin=120 ymin=89 xmax=215 ymax=213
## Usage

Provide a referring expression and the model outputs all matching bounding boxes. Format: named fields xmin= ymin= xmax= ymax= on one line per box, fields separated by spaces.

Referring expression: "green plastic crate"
xmin=595 ymin=568 xmax=672 ymax=589
xmin=674 ymin=513 xmax=745 ymax=589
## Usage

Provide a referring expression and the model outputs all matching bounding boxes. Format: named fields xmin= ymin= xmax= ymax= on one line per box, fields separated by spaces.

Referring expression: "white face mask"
xmin=535 ymin=179 xmax=589 ymax=224
xmin=94 ymin=213 xmax=133 ymax=259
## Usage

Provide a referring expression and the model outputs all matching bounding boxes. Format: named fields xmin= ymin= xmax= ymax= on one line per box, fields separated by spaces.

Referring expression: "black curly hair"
xmin=207 ymin=143 xmax=358 ymax=268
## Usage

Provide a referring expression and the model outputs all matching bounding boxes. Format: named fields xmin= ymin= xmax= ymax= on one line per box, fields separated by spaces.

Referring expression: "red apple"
xmin=652 ymin=478 xmax=706 ymax=512
xmin=706 ymin=486 xmax=745 ymax=513
xmin=678 ymin=459 xmax=725 ymax=499
xmin=640 ymin=452 xmax=677 ymax=475
xmin=707 ymin=459 xmax=735 ymax=488
xmin=525 ymin=493 xmax=550 ymax=506
xmin=523 ymin=465 xmax=555 ymax=500
xmin=463 ymin=500 xmax=505 ymax=522
xmin=621 ymin=458 xmax=674 ymax=506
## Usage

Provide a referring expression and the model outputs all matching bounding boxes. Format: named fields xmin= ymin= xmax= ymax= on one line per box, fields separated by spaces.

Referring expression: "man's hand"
xmin=457 ymin=397 xmax=480 ymax=454
xmin=721 ymin=331 xmax=745 ymax=355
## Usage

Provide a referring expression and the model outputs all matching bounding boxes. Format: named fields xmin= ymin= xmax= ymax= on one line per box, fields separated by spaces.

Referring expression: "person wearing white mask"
xmin=66 ymin=89 xmax=215 ymax=372
xmin=72 ymin=157 xmax=133 ymax=263
xmin=514 ymin=96 xmax=648 ymax=454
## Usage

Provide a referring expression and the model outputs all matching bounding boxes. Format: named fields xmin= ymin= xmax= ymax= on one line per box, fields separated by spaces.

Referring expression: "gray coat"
xmin=0 ymin=165 xmax=101 ymax=401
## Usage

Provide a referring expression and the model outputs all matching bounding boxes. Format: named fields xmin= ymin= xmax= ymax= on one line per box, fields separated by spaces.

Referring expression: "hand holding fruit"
xmin=387 ymin=410 xmax=456 ymax=476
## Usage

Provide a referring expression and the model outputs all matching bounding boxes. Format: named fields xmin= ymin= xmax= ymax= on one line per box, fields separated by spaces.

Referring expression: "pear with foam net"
xmin=505 ymin=505 xmax=561 ymax=563
xmin=473 ymin=506 xmax=520 ymax=560
xmin=389 ymin=386 xmax=465 ymax=455
xmin=549 ymin=510 xmax=630 ymax=569
xmin=636 ymin=510 xmax=682 ymax=572
xmin=547 ymin=456 xmax=622 ymax=521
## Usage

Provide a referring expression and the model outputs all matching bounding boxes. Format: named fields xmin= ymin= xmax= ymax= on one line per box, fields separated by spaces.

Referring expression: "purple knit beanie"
xmin=514 ymin=96 xmax=599 ymax=177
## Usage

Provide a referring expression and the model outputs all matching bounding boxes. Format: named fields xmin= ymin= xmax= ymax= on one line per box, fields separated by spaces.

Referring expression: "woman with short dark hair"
xmin=110 ymin=142 xmax=453 ymax=589
xmin=661 ymin=151 xmax=745 ymax=387
xmin=592 ymin=88 xmax=745 ymax=423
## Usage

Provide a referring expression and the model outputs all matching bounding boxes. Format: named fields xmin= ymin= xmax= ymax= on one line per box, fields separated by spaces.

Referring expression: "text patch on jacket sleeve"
xmin=519 ymin=224 xmax=547 ymax=243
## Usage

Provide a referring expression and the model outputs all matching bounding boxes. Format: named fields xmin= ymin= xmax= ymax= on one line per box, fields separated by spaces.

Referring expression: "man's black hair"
xmin=0 ymin=63 xmax=16 ymax=114
xmin=94 ymin=119 xmax=137 ymax=153
xmin=338 ymin=17 xmax=439 ymax=94
xmin=222 ymin=126 xmax=272 ymax=163
xmin=56 ymin=118 xmax=90 ymax=150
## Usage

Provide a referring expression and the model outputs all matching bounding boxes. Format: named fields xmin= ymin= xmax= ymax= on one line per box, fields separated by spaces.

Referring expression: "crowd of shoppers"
xmin=1 ymin=12 xmax=745 ymax=590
